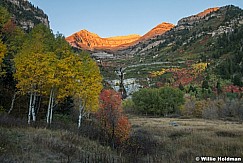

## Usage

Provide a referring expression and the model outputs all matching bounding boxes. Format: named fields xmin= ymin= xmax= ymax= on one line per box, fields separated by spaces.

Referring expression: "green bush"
xmin=132 ymin=87 xmax=185 ymax=116
xmin=122 ymin=98 xmax=135 ymax=113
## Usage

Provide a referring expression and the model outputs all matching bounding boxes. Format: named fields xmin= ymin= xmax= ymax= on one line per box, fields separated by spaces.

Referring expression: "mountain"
xmin=65 ymin=22 xmax=174 ymax=52
xmin=178 ymin=7 xmax=220 ymax=25
xmin=66 ymin=30 xmax=141 ymax=51
xmin=137 ymin=22 xmax=174 ymax=42
xmin=0 ymin=0 xmax=49 ymax=31
xmin=94 ymin=5 xmax=243 ymax=93
xmin=116 ymin=5 xmax=243 ymax=58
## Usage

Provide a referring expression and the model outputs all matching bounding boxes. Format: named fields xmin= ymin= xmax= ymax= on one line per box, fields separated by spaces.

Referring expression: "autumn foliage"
xmin=150 ymin=62 xmax=209 ymax=87
xmin=97 ymin=89 xmax=131 ymax=146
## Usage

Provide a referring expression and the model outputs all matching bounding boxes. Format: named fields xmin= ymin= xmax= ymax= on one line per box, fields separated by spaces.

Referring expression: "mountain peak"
xmin=139 ymin=22 xmax=174 ymax=41
xmin=152 ymin=22 xmax=175 ymax=32
xmin=77 ymin=29 xmax=100 ymax=37
xmin=155 ymin=22 xmax=174 ymax=28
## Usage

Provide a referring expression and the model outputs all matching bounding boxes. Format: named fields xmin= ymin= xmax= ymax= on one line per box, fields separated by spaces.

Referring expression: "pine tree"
xmin=233 ymin=74 xmax=243 ymax=87
xmin=179 ymin=82 xmax=184 ymax=91
xmin=216 ymin=81 xmax=222 ymax=95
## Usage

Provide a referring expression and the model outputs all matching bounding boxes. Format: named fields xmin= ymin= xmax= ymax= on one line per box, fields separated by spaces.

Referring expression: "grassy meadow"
xmin=1 ymin=114 xmax=243 ymax=162
xmin=127 ymin=116 xmax=243 ymax=162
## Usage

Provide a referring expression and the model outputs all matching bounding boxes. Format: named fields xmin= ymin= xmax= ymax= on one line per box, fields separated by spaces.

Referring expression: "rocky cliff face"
xmin=1 ymin=0 xmax=49 ymax=31
xmin=66 ymin=22 xmax=174 ymax=51
xmin=197 ymin=7 xmax=220 ymax=17
xmin=178 ymin=7 xmax=219 ymax=25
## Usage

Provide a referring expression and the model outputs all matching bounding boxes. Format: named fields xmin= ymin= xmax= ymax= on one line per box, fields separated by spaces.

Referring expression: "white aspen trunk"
xmin=50 ymin=92 xmax=55 ymax=124
xmin=8 ymin=91 xmax=17 ymax=114
xmin=78 ymin=108 xmax=83 ymax=128
xmin=31 ymin=92 xmax=37 ymax=122
xmin=78 ymin=100 xmax=85 ymax=128
xmin=28 ymin=91 xmax=33 ymax=124
xmin=47 ymin=88 xmax=53 ymax=124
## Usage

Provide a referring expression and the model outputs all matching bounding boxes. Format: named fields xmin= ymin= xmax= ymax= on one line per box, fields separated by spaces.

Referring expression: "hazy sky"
xmin=29 ymin=0 xmax=243 ymax=37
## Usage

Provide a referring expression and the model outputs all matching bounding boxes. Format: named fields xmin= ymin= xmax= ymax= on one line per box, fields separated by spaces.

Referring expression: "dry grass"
xmin=128 ymin=116 xmax=243 ymax=162
xmin=0 ymin=127 xmax=123 ymax=162
xmin=1 ymin=114 xmax=243 ymax=162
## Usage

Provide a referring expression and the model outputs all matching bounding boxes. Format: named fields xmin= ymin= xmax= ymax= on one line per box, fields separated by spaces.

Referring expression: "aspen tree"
xmin=71 ymin=52 xmax=102 ymax=128
xmin=14 ymin=24 xmax=55 ymax=124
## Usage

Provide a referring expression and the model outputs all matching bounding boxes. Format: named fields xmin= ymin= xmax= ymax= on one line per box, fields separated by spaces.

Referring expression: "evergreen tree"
xmin=202 ymin=80 xmax=209 ymax=89
xmin=233 ymin=74 xmax=243 ymax=87
xmin=179 ymin=82 xmax=184 ymax=91
xmin=216 ymin=81 xmax=222 ymax=95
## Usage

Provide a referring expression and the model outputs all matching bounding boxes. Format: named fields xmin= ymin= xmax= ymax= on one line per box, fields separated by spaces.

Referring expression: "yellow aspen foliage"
xmin=193 ymin=101 xmax=207 ymax=118
xmin=71 ymin=52 xmax=103 ymax=113
xmin=14 ymin=52 xmax=55 ymax=94
xmin=150 ymin=68 xmax=166 ymax=77
xmin=0 ymin=41 xmax=6 ymax=63
xmin=14 ymin=24 xmax=103 ymax=125
xmin=14 ymin=24 xmax=56 ymax=94
xmin=191 ymin=62 xmax=208 ymax=74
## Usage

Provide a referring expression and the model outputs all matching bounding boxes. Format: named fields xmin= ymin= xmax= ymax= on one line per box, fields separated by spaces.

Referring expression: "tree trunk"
xmin=50 ymin=92 xmax=55 ymax=124
xmin=47 ymin=88 xmax=53 ymax=124
xmin=28 ymin=91 xmax=33 ymax=124
xmin=112 ymin=123 xmax=115 ymax=149
xmin=31 ymin=92 xmax=37 ymax=122
xmin=78 ymin=104 xmax=83 ymax=129
xmin=78 ymin=110 xmax=82 ymax=129
xmin=8 ymin=91 xmax=17 ymax=114
xmin=78 ymin=100 xmax=85 ymax=129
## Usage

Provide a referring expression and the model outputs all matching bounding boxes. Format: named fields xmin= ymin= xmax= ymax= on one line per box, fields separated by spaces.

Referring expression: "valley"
xmin=74 ymin=6 xmax=243 ymax=97
xmin=0 ymin=0 xmax=243 ymax=162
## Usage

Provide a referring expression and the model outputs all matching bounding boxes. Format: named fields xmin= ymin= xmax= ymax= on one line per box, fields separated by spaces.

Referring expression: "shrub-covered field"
xmin=1 ymin=114 xmax=243 ymax=163
xmin=128 ymin=116 xmax=243 ymax=162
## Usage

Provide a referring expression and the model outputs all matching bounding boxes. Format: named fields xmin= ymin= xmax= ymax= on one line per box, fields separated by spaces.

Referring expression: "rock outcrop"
xmin=197 ymin=7 xmax=220 ymax=17
xmin=1 ymin=0 xmax=49 ymax=31
xmin=178 ymin=7 xmax=219 ymax=25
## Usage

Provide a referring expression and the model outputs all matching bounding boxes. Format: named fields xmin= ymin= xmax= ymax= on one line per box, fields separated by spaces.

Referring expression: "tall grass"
xmin=126 ymin=117 xmax=243 ymax=162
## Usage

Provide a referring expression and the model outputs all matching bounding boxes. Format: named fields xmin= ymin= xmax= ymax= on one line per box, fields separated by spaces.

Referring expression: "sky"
xmin=28 ymin=0 xmax=243 ymax=38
